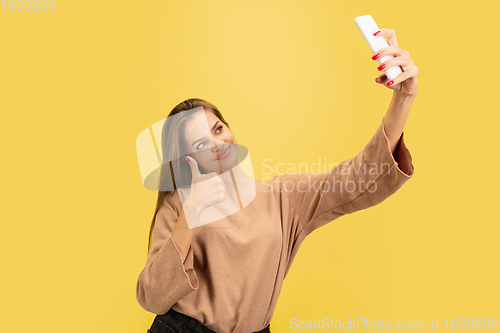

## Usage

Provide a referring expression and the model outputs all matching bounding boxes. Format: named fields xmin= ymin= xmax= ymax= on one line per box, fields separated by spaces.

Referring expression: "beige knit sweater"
xmin=136 ymin=119 xmax=415 ymax=333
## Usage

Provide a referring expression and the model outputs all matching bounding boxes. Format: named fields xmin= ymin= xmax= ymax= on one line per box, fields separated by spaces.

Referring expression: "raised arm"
xmin=373 ymin=28 xmax=419 ymax=154
xmin=279 ymin=116 xmax=415 ymax=238
xmin=383 ymin=91 xmax=416 ymax=155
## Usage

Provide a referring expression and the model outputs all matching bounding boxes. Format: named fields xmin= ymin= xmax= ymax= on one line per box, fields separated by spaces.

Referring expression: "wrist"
xmin=394 ymin=89 xmax=417 ymax=101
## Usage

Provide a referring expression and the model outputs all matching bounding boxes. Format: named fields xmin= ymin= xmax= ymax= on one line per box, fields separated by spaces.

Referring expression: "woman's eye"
xmin=195 ymin=126 xmax=223 ymax=150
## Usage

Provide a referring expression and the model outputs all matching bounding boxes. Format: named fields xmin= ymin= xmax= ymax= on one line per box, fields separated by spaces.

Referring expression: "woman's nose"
xmin=211 ymin=140 xmax=226 ymax=152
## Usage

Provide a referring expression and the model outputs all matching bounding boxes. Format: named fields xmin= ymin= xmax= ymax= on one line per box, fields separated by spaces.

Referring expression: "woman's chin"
xmin=220 ymin=159 xmax=237 ymax=172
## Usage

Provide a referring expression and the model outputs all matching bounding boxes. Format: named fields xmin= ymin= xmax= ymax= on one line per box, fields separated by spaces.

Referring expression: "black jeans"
xmin=148 ymin=308 xmax=271 ymax=333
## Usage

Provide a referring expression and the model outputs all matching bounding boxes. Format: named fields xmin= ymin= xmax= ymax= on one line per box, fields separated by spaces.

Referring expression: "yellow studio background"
xmin=1 ymin=0 xmax=499 ymax=332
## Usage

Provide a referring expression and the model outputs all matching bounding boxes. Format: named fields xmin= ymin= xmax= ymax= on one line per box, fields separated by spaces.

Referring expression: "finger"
xmin=373 ymin=45 xmax=408 ymax=61
xmin=386 ymin=67 xmax=419 ymax=87
xmin=375 ymin=73 xmax=388 ymax=84
xmin=185 ymin=156 xmax=202 ymax=177
xmin=207 ymin=172 xmax=219 ymax=180
xmin=375 ymin=28 xmax=398 ymax=47
xmin=378 ymin=56 xmax=414 ymax=72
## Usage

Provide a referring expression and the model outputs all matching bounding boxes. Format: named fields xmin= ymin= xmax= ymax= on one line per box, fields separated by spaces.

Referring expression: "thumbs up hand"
xmin=184 ymin=155 xmax=227 ymax=212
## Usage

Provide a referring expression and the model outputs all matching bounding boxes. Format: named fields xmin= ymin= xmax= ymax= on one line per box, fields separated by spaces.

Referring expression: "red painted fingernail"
xmin=185 ymin=156 xmax=190 ymax=162
xmin=377 ymin=64 xmax=386 ymax=71
xmin=387 ymin=80 xmax=394 ymax=86
xmin=372 ymin=53 xmax=380 ymax=60
xmin=373 ymin=31 xmax=380 ymax=36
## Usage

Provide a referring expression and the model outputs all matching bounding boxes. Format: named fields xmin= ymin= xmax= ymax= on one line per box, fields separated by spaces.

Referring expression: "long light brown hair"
xmin=146 ymin=98 xmax=231 ymax=255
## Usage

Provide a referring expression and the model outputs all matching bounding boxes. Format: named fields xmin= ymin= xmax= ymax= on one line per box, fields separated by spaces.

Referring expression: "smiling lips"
xmin=216 ymin=145 xmax=231 ymax=160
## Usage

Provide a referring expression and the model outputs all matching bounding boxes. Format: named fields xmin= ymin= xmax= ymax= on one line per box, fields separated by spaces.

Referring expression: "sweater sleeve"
xmin=136 ymin=191 xmax=199 ymax=315
xmin=279 ymin=119 xmax=415 ymax=237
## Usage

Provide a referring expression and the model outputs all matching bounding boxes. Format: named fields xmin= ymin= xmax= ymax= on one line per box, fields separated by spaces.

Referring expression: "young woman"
xmin=137 ymin=28 xmax=418 ymax=333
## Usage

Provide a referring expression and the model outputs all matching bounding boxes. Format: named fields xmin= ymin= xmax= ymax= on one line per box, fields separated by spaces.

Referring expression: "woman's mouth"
xmin=216 ymin=145 xmax=232 ymax=160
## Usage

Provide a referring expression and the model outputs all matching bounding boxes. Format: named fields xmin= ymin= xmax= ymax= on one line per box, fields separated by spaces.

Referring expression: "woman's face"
xmin=182 ymin=109 xmax=239 ymax=174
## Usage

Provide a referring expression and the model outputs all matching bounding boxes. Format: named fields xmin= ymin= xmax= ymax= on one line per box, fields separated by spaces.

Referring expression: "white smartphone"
xmin=354 ymin=15 xmax=403 ymax=81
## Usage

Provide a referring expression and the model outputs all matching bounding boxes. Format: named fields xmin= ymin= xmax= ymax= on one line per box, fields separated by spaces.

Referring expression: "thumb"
xmin=185 ymin=156 xmax=202 ymax=178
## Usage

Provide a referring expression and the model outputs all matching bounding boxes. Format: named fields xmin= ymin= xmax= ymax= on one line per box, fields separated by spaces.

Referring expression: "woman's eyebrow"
xmin=191 ymin=121 xmax=220 ymax=147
